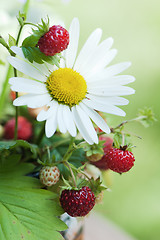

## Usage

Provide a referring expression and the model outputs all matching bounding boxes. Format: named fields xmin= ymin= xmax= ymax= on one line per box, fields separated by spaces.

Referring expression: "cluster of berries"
xmin=3 ymin=25 xmax=135 ymax=219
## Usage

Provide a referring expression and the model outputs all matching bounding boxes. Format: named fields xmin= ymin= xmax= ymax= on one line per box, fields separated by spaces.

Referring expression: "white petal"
xmin=11 ymin=46 xmax=50 ymax=77
xmin=7 ymin=56 xmax=46 ymax=82
xmin=57 ymin=104 xmax=67 ymax=134
xmin=82 ymin=99 xmax=126 ymax=116
xmin=33 ymin=62 xmax=50 ymax=77
xmin=76 ymin=105 xmax=98 ymax=144
xmin=88 ymin=86 xmax=135 ymax=96
xmin=76 ymin=37 xmax=113 ymax=76
xmin=66 ymin=18 xmax=80 ymax=68
xmin=11 ymin=46 xmax=25 ymax=58
xmin=37 ymin=101 xmax=58 ymax=121
xmin=59 ymin=50 xmax=66 ymax=68
xmin=72 ymin=106 xmax=94 ymax=145
xmin=63 ymin=105 xmax=77 ymax=137
xmin=87 ymin=94 xmax=129 ymax=106
xmin=87 ymin=75 xmax=135 ymax=87
xmin=85 ymin=49 xmax=117 ymax=79
xmin=13 ymin=93 xmax=51 ymax=108
xmin=79 ymin=102 xmax=110 ymax=134
xmin=87 ymin=62 xmax=132 ymax=82
xmin=45 ymin=106 xmax=58 ymax=138
xmin=9 ymin=77 xmax=47 ymax=94
xmin=74 ymin=28 xmax=102 ymax=72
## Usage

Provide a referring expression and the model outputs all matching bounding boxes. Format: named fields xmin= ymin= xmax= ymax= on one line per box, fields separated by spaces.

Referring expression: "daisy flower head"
xmin=8 ymin=18 xmax=135 ymax=145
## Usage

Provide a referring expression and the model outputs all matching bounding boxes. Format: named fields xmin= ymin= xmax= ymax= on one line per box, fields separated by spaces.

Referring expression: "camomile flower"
xmin=8 ymin=18 xmax=135 ymax=145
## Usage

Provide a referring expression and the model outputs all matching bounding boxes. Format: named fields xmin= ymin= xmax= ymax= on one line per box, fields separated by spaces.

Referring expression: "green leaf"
xmin=21 ymin=46 xmax=60 ymax=67
xmin=8 ymin=35 xmax=16 ymax=47
xmin=0 ymin=140 xmax=39 ymax=158
xmin=0 ymin=154 xmax=66 ymax=240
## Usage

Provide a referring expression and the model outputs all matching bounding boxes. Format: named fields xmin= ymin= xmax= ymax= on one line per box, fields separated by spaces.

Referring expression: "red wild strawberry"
xmin=60 ymin=186 xmax=95 ymax=217
xmin=93 ymin=147 xmax=135 ymax=173
xmin=90 ymin=137 xmax=113 ymax=169
xmin=4 ymin=116 xmax=32 ymax=141
xmin=38 ymin=25 xmax=69 ymax=56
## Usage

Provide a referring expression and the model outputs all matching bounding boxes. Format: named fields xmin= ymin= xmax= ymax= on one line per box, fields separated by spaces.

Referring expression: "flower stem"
xmin=0 ymin=0 xmax=30 ymax=127
xmin=13 ymin=0 xmax=31 ymax=139
xmin=36 ymin=122 xmax=45 ymax=145
xmin=0 ymin=65 xmax=13 ymax=118
xmin=13 ymin=68 xmax=19 ymax=140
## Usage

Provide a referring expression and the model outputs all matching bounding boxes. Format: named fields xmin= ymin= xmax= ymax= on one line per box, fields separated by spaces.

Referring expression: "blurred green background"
xmin=0 ymin=0 xmax=160 ymax=239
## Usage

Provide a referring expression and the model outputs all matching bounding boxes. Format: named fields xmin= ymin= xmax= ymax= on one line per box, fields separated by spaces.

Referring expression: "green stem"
xmin=13 ymin=0 xmax=31 ymax=139
xmin=0 ymin=0 xmax=30 ymax=120
xmin=13 ymin=25 xmax=24 ymax=140
xmin=113 ymin=116 xmax=147 ymax=130
xmin=36 ymin=122 xmax=45 ymax=145
xmin=16 ymin=25 xmax=24 ymax=45
xmin=64 ymin=161 xmax=77 ymax=188
xmin=13 ymin=68 xmax=18 ymax=140
xmin=62 ymin=137 xmax=77 ymax=187
xmin=24 ymin=22 xmax=38 ymax=28
xmin=0 ymin=65 xmax=13 ymax=118
xmin=63 ymin=137 xmax=75 ymax=162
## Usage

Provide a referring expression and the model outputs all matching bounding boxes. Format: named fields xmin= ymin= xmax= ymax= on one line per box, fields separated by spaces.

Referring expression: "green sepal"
xmin=137 ymin=107 xmax=157 ymax=128
xmin=87 ymin=177 xmax=107 ymax=197
xmin=113 ymin=132 xmax=122 ymax=148
xmin=22 ymin=17 xmax=49 ymax=47
xmin=113 ymin=132 xmax=132 ymax=149
xmin=80 ymin=141 xmax=105 ymax=157
xmin=17 ymin=11 xmax=26 ymax=26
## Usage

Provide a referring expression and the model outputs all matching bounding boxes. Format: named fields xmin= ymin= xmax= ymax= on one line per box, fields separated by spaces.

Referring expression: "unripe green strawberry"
xmin=40 ymin=166 xmax=60 ymax=186
xmin=87 ymin=153 xmax=103 ymax=162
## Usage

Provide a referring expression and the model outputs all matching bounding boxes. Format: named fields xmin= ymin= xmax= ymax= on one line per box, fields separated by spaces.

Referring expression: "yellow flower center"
xmin=46 ymin=68 xmax=87 ymax=107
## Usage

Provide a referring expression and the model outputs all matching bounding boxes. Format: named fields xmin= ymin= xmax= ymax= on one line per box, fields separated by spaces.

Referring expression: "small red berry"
xmin=99 ymin=136 xmax=113 ymax=153
xmin=90 ymin=137 xmax=113 ymax=169
xmin=10 ymin=91 xmax=16 ymax=101
xmin=93 ymin=147 xmax=135 ymax=173
xmin=4 ymin=116 xmax=32 ymax=141
xmin=92 ymin=154 xmax=109 ymax=170
xmin=60 ymin=186 xmax=95 ymax=217
xmin=38 ymin=25 xmax=69 ymax=56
